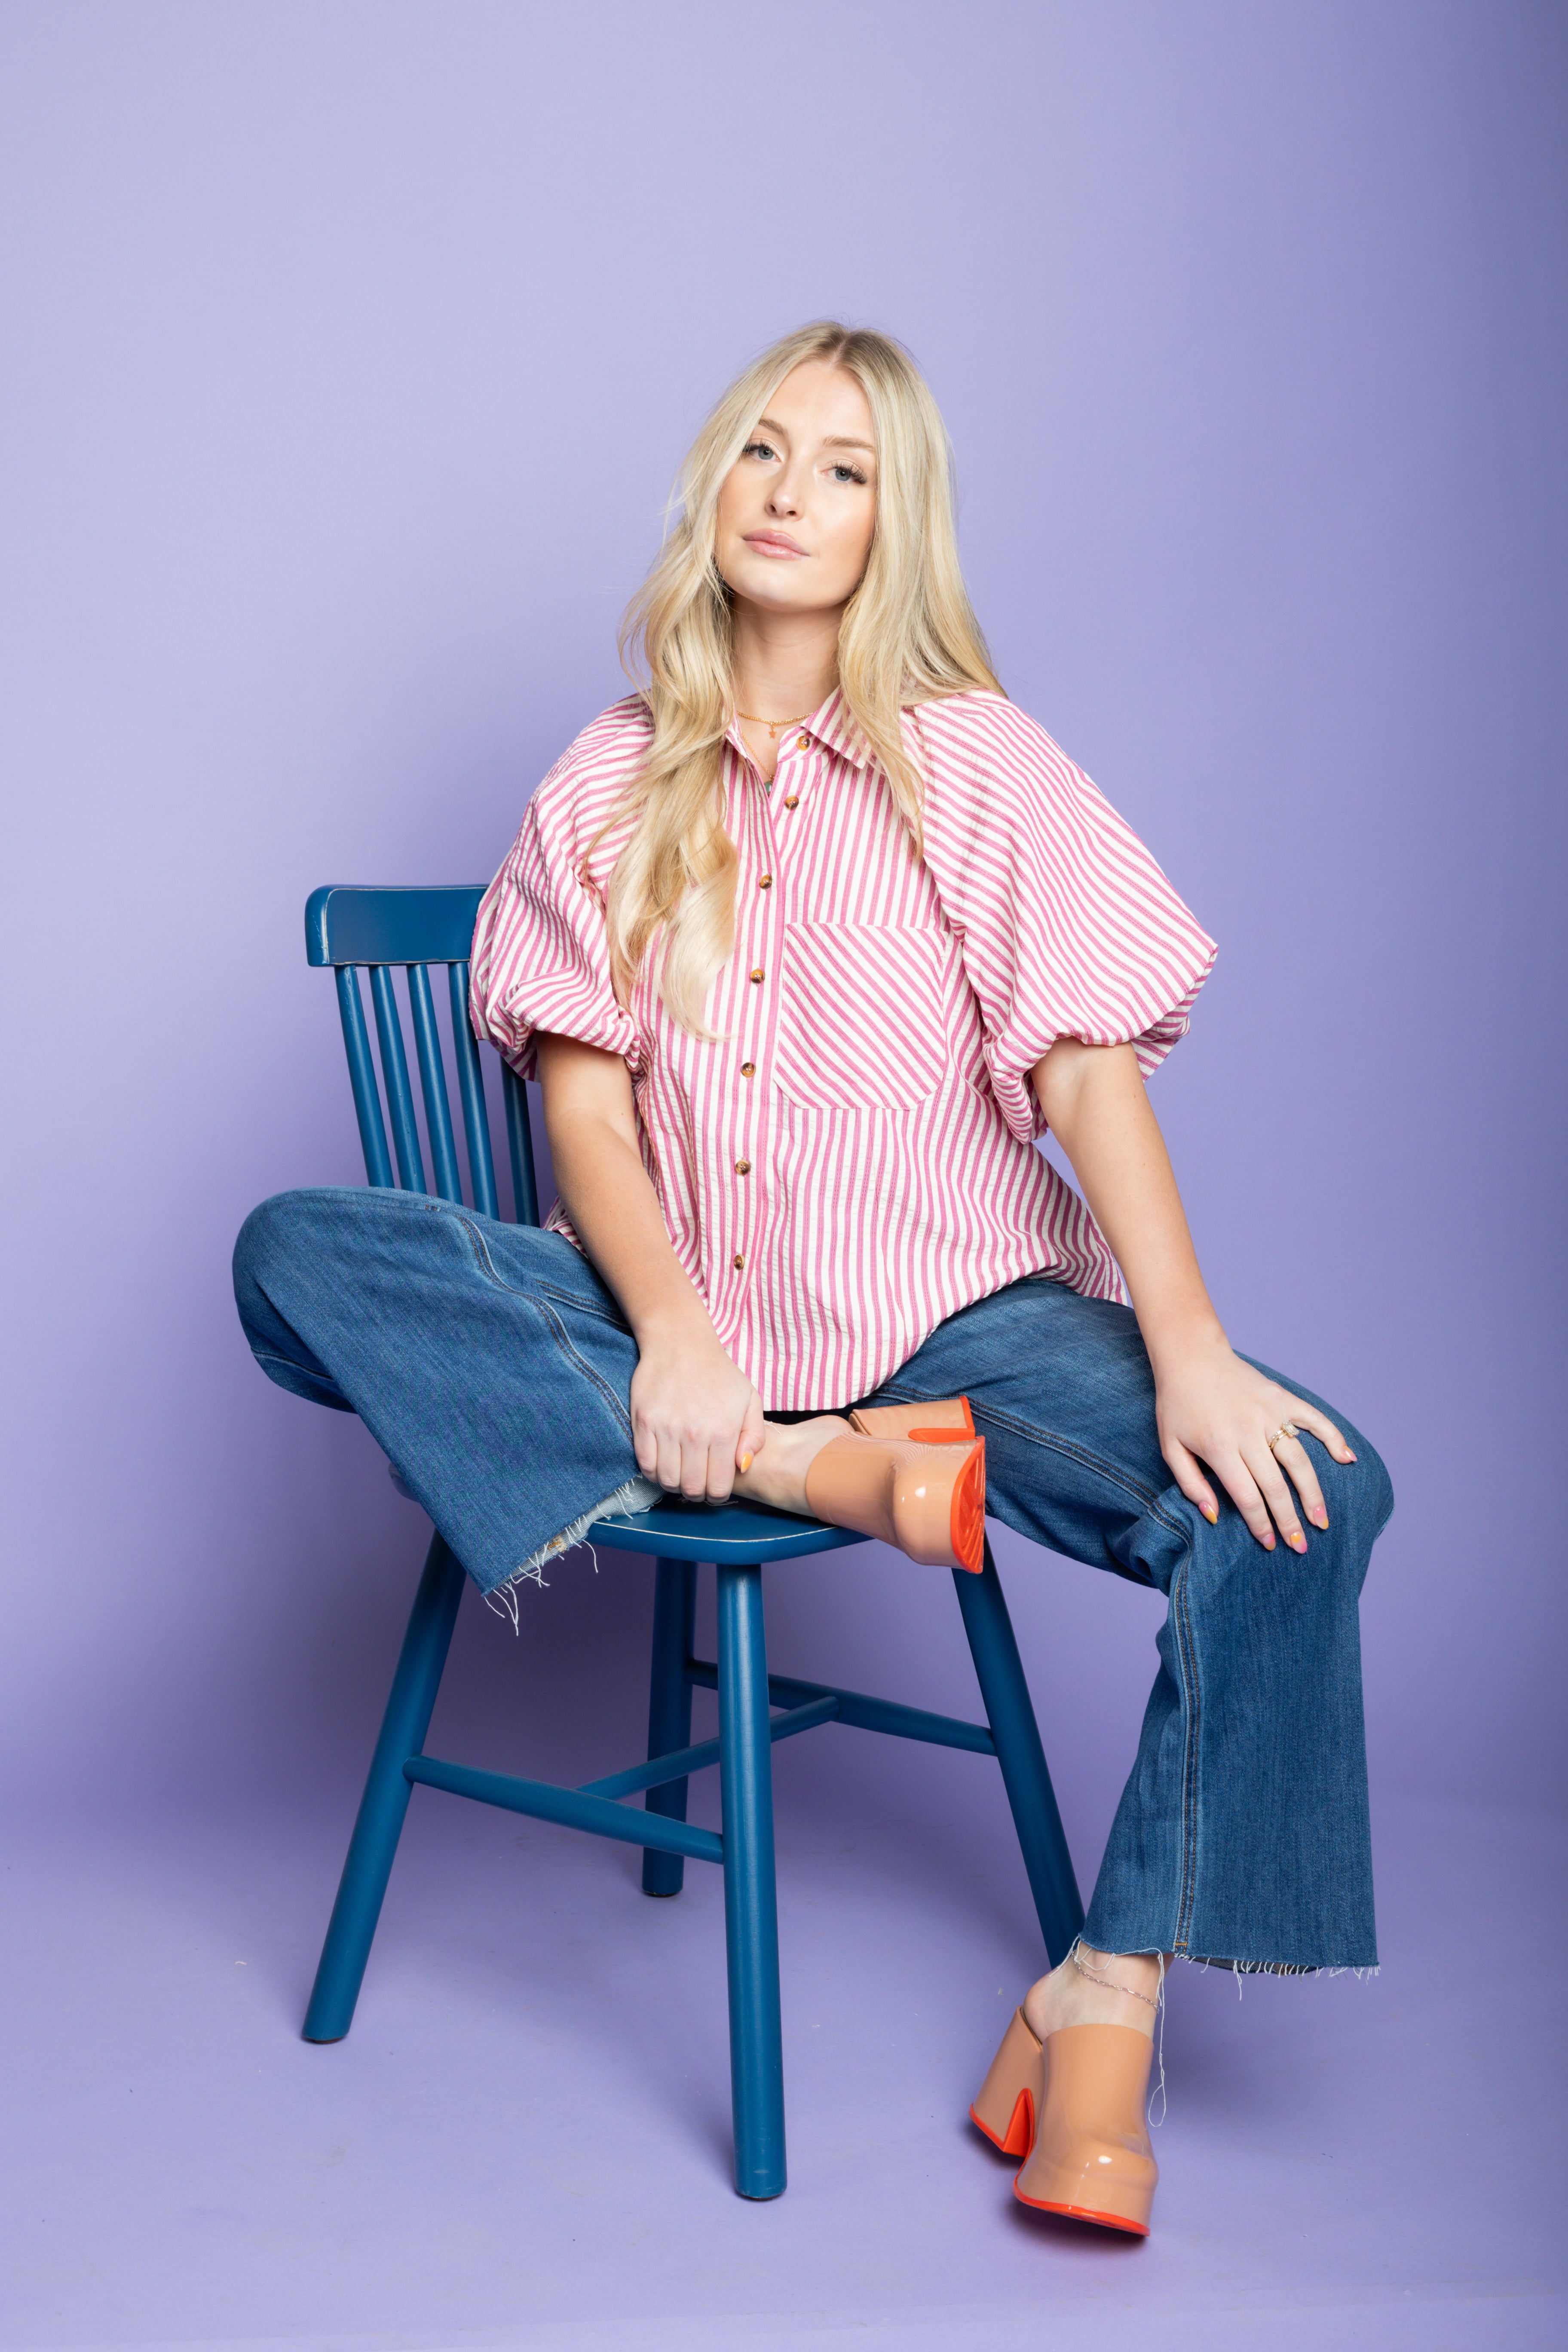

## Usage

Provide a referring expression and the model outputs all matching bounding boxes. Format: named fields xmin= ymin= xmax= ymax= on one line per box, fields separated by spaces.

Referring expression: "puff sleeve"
xmin=914 ymin=697 xmax=1217 ymax=1145
xmin=468 ymin=749 xmax=640 ymax=1082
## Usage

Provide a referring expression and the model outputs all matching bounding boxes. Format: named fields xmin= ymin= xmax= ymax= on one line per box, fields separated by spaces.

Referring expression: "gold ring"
xmin=1267 ymin=1421 xmax=1299 ymax=1452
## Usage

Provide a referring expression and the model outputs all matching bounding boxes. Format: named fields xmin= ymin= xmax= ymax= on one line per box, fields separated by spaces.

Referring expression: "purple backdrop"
xmin=2 ymin=0 xmax=1563 ymax=1850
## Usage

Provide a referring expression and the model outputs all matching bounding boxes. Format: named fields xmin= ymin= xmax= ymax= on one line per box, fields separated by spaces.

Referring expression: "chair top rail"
xmin=306 ymin=885 xmax=488 ymax=969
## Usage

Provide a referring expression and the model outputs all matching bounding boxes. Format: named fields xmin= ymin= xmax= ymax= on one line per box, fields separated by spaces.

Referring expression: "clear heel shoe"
xmin=971 ymin=2006 xmax=1158 ymax=2236
xmin=804 ymin=1396 xmax=985 ymax=1573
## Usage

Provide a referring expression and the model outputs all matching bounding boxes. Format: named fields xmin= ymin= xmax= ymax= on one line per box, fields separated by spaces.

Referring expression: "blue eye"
xmin=742 ymin=440 xmax=778 ymax=461
xmin=828 ymin=463 xmax=868 ymax=485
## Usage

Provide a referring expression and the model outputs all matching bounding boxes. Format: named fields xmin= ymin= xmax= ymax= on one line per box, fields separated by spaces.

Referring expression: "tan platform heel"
xmin=850 ymin=1395 xmax=977 ymax=1445
xmin=971 ymin=2009 xmax=1158 ymax=2237
xmin=804 ymin=1422 xmax=986 ymax=1574
xmin=970 ymin=2007 xmax=1046 ymax=2158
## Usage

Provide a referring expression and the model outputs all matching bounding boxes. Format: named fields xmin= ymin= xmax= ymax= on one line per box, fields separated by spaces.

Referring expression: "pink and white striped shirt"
xmin=470 ymin=690 xmax=1216 ymax=1411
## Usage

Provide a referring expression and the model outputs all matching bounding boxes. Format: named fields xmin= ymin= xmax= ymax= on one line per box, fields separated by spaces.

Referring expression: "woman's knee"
xmin=1320 ymin=1412 xmax=1393 ymax=1530
xmin=234 ymin=1191 xmax=300 ymax=1309
xmin=231 ymin=1187 xmax=380 ymax=1336
xmin=1305 ymin=1427 xmax=1393 ymax=1594
xmin=233 ymin=1188 xmax=339 ymax=1308
xmin=1250 ymin=1361 xmax=1394 ymax=1556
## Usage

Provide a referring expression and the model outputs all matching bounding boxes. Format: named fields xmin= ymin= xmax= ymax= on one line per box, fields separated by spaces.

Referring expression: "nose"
xmin=766 ymin=462 xmax=804 ymax=518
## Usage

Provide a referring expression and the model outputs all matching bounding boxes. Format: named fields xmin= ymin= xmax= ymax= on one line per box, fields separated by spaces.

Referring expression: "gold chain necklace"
xmin=736 ymin=708 xmax=810 ymax=741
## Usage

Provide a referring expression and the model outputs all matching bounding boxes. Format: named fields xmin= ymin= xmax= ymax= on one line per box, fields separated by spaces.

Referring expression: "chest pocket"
xmin=773 ymin=922 xmax=952 ymax=1112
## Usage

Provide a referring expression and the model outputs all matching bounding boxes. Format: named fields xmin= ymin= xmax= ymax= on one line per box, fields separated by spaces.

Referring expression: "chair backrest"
xmin=305 ymin=885 xmax=539 ymax=1226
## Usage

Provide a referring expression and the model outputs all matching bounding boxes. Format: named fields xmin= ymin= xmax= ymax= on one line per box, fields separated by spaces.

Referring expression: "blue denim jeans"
xmin=234 ymin=1186 xmax=1393 ymax=1972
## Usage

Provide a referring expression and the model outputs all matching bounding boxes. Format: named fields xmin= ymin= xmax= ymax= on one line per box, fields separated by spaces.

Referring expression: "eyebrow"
xmin=753 ymin=416 xmax=877 ymax=457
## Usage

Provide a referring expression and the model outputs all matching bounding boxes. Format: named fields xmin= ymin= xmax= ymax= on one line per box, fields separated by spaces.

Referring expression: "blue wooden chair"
xmin=300 ymin=883 xmax=1084 ymax=2199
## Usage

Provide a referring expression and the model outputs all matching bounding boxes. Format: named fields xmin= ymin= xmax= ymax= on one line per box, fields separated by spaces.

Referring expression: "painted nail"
xmin=739 ymin=1452 xmax=753 ymax=1473
xmin=1290 ymin=1531 xmax=1308 ymax=1553
xmin=1201 ymin=1503 xmax=1218 ymax=1525
xmin=1262 ymin=1531 xmax=1276 ymax=1549
xmin=1311 ymin=1505 xmax=1329 ymax=1528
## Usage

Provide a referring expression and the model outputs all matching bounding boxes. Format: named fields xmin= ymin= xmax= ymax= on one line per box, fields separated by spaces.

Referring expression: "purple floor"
xmin=5 ymin=1638 xmax=1563 ymax=2352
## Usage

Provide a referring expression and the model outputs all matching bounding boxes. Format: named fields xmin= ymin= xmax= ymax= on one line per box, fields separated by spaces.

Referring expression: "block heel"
xmin=970 ymin=2006 xmax=1044 ymax=2157
xmin=971 ymin=2012 xmax=1158 ymax=2238
xmin=804 ymin=1424 xmax=986 ymax=1574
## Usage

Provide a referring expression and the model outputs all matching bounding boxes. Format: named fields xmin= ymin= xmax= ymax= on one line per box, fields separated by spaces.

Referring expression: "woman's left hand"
xmin=1152 ymin=1326 xmax=1357 ymax=1553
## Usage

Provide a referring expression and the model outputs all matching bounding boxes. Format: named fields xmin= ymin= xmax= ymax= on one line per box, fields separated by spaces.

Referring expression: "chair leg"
xmin=303 ymin=1531 xmax=466 ymax=2043
xmin=717 ymin=1562 xmax=786 ymax=2200
xmin=641 ymin=1559 xmax=698 ymax=1896
xmin=953 ymin=1539 xmax=1085 ymax=1968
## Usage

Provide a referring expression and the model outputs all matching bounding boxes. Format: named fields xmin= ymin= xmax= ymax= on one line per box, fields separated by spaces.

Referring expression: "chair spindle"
xmin=447 ymin=961 xmax=500 ymax=1219
xmin=334 ymin=966 xmax=396 ymax=1190
xmin=369 ymin=965 xmax=428 ymax=1194
xmin=406 ymin=963 xmax=463 ymax=1205
xmin=502 ymin=1061 xmax=540 ymax=1228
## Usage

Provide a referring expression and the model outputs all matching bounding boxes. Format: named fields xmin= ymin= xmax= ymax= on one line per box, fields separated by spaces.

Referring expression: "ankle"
xmin=1022 ymin=1941 xmax=1167 ymax=2044
xmin=734 ymin=1415 xmax=848 ymax=1511
xmin=1076 ymin=1943 xmax=1163 ymax=2001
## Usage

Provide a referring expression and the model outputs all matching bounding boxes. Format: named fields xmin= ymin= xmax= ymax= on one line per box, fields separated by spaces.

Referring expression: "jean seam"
xmin=532 ymin=1295 xmax=636 ymax=1444
xmin=1171 ymin=1550 xmax=1201 ymax=1956
xmin=533 ymin=1282 xmax=631 ymax=1332
xmin=250 ymin=1346 xmax=339 ymax=1390
xmin=438 ymin=1211 xmax=630 ymax=1334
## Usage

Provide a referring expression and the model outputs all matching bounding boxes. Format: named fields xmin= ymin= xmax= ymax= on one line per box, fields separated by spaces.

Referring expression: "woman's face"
xmin=714 ymin=361 xmax=878 ymax=620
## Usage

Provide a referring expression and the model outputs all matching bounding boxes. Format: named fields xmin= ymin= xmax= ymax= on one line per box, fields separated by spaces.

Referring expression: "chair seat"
xmin=588 ymin=1495 xmax=868 ymax=1564
xmin=388 ymin=1463 xmax=865 ymax=1565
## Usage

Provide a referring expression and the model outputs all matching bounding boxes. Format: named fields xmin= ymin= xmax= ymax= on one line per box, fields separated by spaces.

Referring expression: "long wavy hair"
xmin=600 ymin=321 xmax=1001 ymax=1035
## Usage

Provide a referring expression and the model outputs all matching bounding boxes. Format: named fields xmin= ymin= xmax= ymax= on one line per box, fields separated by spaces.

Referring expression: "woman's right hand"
xmin=630 ymin=1316 xmax=767 ymax=1501
xmin=535 ymin=1032 xmax=766 ymax=1500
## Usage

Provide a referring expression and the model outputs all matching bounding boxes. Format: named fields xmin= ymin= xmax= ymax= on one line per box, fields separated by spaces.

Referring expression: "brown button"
xmin=749 ymin=967 xmax=765 ymax=983
xmin=734 ymin=1159 xmax=750 ymax=1176
xmin=758 ymin=873 xmax=772 ymax=890
xmin=740 ymin=1061 xmax=756 ymax=1078
xmin=783 ymin=796 xmax=799 ymax=810
xmin=796 ymin=734 xmax=810 ymax=750
xmin=732 ymin=1253 xmax=745 ymax=1271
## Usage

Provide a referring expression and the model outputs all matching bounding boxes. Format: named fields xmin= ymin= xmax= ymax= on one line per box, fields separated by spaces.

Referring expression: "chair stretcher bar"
xmin=683 ymin=1661 xmax=997 ymax=1757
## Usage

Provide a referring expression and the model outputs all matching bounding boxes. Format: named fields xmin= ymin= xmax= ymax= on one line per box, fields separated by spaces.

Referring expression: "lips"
xmin=743 ymin=531 xmax=808 ymax=559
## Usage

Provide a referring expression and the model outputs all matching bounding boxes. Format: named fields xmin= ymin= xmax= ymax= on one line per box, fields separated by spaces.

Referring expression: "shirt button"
xmin=783 ymin=796 xmax=799 ymax=810
xmin=734 ymin=1159 xmax=750 ymax=1175
xmin=796 ymin=735 xmax=810 ymax=750
xmin=749 ymin=967 xmax=765 ymax=983
xmin=740 ymin=1060 xmax=756 ymax=1077
xmin=758 ymin=873 xmax=772 ymax=890
xmin=732 ymin=1253 xmax=745 ymax=1271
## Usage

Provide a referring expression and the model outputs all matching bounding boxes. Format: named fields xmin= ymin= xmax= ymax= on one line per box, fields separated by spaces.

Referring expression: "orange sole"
xmin=907 ymin=1396 xmax=977 ymax=1445
xmin=949 ymin=1437 xmax=986 ymax=1573
xmin=969 ymin=2089 xmax=1034 ymax=2159
xmin=1013 ymin=2187 xmax=1149 ymax=2236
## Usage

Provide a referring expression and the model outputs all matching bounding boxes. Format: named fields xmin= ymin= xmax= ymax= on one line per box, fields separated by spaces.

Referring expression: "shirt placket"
xmin=722 ymin=729 xmax=812 ymax=1326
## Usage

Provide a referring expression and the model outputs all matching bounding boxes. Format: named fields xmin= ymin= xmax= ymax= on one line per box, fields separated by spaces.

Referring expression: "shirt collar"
xmin=723 ymin=686 xmax=874 ymax=773
xmin=806 ymin=687 xmax=873 ymax=769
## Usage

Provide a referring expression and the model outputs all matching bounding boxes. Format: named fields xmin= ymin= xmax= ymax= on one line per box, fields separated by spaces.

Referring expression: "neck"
xmin=729 ymin=597 xmax=844 ymax=723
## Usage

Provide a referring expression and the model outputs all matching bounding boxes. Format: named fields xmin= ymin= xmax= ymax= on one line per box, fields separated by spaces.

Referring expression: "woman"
xmin=235 ymin=322 xmax=1392 ymax=2237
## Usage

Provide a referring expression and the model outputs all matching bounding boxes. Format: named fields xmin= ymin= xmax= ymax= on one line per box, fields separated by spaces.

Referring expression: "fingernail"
xmin=739 ymin=1452 xmax=752 ymax=1473
xmin=1345 ymin=1450 xmax=1358 ymax=1462
xmin=1311 ymin=1505 xmax=1329 ymax=1528
xmin=1201 ymin=1503 xmax=1218 ymax=1525
xmin=1290 ymin=1531 xmax=1308 ymax=1553
xmin=1262 ymin=1531 xmax=1276 ymax=1549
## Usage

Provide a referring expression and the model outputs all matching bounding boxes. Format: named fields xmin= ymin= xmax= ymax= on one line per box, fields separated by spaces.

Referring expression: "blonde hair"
xmin=600 ymin=321 xmax=1001 ymax=1035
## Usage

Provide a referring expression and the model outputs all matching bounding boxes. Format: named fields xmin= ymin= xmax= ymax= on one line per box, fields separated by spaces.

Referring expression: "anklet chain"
xmin=1068 ymin=1938 xmax=1160 ymax=2009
